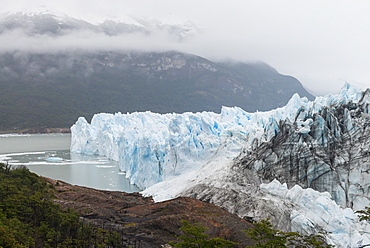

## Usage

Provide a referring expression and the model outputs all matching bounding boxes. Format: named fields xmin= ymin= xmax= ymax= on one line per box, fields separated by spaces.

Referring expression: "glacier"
xmin=71 ymin=84 xmax=359 ymax=190
xmin=71 ymin=83 xmax=370 ymax=247
xmin=260 ymin=179 xmax=370 ymax=247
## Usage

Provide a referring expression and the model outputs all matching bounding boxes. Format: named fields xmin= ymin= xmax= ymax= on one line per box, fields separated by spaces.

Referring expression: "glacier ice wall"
xmin=71 ymin=83 xmax=370 ymax=247
xmin=71 ymin=83 xmax=362 ymax=190
xmin=70 ymin=97 xmax=304 ymax=190
xmin=235 ymin=86 xmax=370 ymax=211
xmin=71 ymin=108 xmax=251 ymax=189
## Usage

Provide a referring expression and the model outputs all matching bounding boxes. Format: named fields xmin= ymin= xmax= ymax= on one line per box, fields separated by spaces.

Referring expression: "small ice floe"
xmin=45 ymin=157 xmax=63 ymax=162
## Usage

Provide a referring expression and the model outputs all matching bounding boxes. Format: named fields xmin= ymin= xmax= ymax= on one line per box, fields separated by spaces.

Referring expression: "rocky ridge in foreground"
xmin=43 ymin=177 xmax=255 ymax=248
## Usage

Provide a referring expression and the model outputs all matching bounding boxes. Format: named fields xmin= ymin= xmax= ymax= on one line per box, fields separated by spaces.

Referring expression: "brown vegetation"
xmin=44 ymin=178 xmax=255 ymax=247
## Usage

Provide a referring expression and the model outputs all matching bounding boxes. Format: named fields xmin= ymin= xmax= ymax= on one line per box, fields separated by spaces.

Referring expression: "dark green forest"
xmin=0 ymin=163 xmax=122 ymax=247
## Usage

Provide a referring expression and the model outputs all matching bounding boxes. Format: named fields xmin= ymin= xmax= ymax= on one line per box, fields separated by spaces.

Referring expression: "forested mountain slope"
xmin=0 ymin=51 xmax=313 ymax=131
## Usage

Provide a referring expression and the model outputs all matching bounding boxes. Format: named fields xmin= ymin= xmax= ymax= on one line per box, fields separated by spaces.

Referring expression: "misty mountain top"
xmin=0 ymin=50 xmax=313 ymax=130
xmin=0 ymin=7 xmax=315 ymax=132
xmin=0 ymin=8 xmax=200 ymax=42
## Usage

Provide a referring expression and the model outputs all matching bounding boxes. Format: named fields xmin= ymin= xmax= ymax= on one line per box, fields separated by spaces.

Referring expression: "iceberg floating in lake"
xmin=45 ymin=157 xmax=63 ymax=162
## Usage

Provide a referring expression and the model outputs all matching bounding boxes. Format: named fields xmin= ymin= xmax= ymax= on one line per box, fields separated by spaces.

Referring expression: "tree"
xmin=245 ymin=219 xmax=333 ymax=248
xmin=355 ymin=207 xmax=370 ymax=248
xmin=170 ymin=220 xmax=237 ymax=248
xmin=0 ymin=163 xmax=124 ymax=247
xmin=356 ymin=207 xmax=370 ymax=222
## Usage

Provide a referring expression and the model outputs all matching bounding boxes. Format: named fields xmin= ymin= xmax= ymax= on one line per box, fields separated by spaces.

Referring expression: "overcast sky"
xmin=2 ymin=0 xmax=370 ymax=95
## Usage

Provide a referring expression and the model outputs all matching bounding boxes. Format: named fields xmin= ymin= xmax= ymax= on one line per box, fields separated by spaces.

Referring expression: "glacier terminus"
xmin=71 ymin=84 xmax=370 ymax=247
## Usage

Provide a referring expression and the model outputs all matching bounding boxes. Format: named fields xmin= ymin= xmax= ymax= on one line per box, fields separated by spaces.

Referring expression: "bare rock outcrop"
xmin=44 ymin=178 xmax=255 ymax=247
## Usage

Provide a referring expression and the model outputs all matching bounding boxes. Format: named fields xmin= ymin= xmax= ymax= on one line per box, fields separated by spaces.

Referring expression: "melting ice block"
xmin=45 ymin=157 xmax=63 ymax=162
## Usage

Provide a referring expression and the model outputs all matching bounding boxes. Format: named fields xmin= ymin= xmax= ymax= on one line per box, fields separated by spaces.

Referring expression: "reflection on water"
xmin=0 ymin=134 xmax=140 ymax=192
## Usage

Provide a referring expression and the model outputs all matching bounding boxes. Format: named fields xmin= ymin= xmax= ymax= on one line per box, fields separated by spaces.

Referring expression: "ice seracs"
xmin=71 ymin=84 xmax=370 ymax=247
xmin=261 ymin=179 xmax=370 ymax=247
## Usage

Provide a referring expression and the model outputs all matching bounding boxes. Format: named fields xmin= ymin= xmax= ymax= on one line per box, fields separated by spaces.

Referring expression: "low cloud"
xmin=0 ymin=28 xmax=198 ymax=54
xmin=0 ymin=26 xmax=362 ymax=96
xmin=1 ymin=0 xmax=370 ymax=95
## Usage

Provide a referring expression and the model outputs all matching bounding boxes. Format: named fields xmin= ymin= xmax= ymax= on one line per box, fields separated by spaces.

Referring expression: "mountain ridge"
xmin=0 ymin=10 xmax=198 ymax=40
xmin=0 ymin=50 xmax=313 ymax=131
xmin=0 ymin=10 xmax=314 ymax=131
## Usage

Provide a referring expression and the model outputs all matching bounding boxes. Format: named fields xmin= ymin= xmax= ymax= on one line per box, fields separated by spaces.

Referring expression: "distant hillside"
xmin=0 ymin=10 xmax=314 ymax=131
xmin=0 ymin=51 xmax=313 ymax=131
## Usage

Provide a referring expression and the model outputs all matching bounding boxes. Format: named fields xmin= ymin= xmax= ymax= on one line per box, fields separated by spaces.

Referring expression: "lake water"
xmin=0 ymin=133 xmax=140 ymax=193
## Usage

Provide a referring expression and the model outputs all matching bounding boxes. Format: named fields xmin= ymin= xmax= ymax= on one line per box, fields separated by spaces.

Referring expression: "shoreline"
xmin=0 ymin=127 xmax=71 ymax=134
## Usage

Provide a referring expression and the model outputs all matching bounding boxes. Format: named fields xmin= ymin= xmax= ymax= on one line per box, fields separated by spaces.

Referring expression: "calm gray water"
xmin=0 ymin=133 xmax=140 ymax=192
